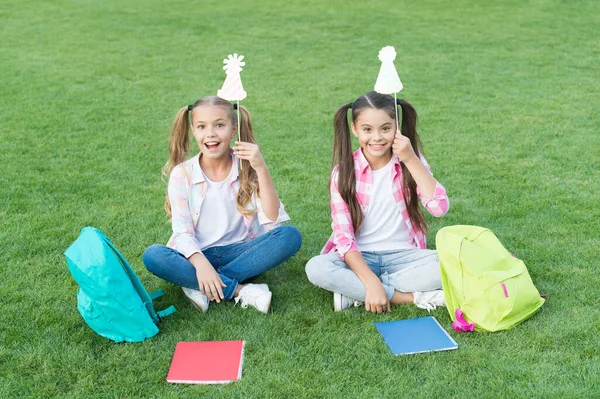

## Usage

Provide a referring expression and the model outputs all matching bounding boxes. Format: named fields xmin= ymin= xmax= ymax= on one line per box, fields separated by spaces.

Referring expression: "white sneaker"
xmin=413 ymin=290 xmax=446 ymax=312
xmin=333 ymin=292 xmax=364 ymax=312
xmin=182 ymin=287 xmax=209 ymax=312
xmin=234 ymin=283 xmax=272 ymax=314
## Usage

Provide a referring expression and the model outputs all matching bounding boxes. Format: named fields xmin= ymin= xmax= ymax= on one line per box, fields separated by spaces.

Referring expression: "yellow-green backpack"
xmin=436 ymin=225 xmax=545 ymax=332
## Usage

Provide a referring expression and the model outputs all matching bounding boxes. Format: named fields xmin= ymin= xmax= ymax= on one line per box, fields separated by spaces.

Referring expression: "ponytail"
xmin=163 ymin=106 xmax=191 ymax=217
xmin=235 ymin=105 xmax=259 ymax=217
xmin=397 ymin=99 xmax=427 ymax=234
xmin=332 ymin=103 xmax=363 ymax=233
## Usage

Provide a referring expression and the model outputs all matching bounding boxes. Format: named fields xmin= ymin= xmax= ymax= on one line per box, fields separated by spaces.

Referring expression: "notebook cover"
xmin=167 ymin=340 xmax=245 ymax=384
xmin=375 ymin=316 xmax=458 ymax=355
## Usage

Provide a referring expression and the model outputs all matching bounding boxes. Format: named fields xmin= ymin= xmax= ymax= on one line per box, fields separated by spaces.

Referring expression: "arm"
xmin=168 ymin=165 xmax=202 ymax=257
xmin=392 ymin=133 xmax=449 ymax=217
xmin=403 ymin=156 xmax=437 ymax=198
xmin=410 ymin=156 xmax=449 ymax=217
xmin=329 ymin=168 xmax=359 ymax=258
xmin=188 ymin=252 xmax=225 ymax=302
xmin=233 ymin=141 xmax=280 ymax=221
xmin=254 ymin=164 xmax=280 ymax=221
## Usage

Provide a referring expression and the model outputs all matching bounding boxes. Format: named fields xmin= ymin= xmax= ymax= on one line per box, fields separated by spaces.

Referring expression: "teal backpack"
xmin=436 ymin=225 xmax=545 ymax=332
xmin=65 ymin=227 xmax=176 ymax=342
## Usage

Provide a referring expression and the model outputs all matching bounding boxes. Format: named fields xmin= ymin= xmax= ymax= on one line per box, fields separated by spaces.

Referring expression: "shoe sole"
xmin=185 ymin=296 xmax=208 ymax=312
xmin=259 ymin=291 xmax=272 ymax=314
xmin=333 ymin=292 xmax=343 ymax=312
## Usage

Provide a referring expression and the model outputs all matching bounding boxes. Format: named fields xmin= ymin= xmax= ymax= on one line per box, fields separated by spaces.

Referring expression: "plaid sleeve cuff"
xmin=257 ymin=201 xmax=291 ymax=226
xmin=173 ymin=234 xmax=202 ymax=258
xmin=334 ymin=235 xmax=359 ymax=260
xmin=419 ymin=182 xmax=449 ymax=217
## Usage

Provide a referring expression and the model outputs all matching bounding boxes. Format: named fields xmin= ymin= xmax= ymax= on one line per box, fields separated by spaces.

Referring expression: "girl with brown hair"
xmin=143 ymin=96 xmax=301 ymax=313
xmin=306 ymin=91 xmax=449 ymax=313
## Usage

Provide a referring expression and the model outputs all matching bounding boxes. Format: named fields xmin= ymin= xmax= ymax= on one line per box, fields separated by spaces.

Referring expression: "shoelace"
xmin=419 ymin=302 xmax=437 ymax=313
xmin=414 ymin=292 xmax=443 ymax=312
xmin=234 ymin=286 xmax=266 ymax=309
xmin=234 ymin=295 xmax=249 ymax=308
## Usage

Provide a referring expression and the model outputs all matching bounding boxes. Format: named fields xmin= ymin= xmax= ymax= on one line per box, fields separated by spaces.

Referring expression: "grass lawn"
xmin=2 ymin=0 xmax=599 ymax=397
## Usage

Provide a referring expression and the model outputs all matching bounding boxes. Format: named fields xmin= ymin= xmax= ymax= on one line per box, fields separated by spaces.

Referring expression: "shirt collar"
xmin=353 ymin=148 xmax=402 ymax=175
xmin=354 ymin=148 xmax=370 ymax=174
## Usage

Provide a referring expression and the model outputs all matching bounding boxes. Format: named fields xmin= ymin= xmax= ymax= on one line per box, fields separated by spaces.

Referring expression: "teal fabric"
xmin=436 ymin=225 xmax=545 ymax=332
xmin=65 ymin=227 xmax=175 ymax=342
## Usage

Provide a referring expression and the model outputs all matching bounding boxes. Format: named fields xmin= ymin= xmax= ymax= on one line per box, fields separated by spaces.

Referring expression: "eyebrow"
xmin=361 ymin=122 xmax=392 ymax=127
xmin=195 ymin=118 xmax=226 ymax=124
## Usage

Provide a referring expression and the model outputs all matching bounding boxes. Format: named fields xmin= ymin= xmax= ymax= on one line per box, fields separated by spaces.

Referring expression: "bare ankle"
xmin=234 ymin=283 xmax=245 ymax=297
xmin=390 ymin=291 xmax=414 ymax=305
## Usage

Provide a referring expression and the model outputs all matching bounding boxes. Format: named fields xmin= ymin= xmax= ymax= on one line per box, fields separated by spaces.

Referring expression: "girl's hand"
xmin=364 ymin=280 xmax=391 ymax=314
xmin=233 ymin=141 xmax=266 ymax=170
xmin=392 ymin=132 xmax=418 ymax=163
xmin=194 ymin=262 xmax=226 ymax=303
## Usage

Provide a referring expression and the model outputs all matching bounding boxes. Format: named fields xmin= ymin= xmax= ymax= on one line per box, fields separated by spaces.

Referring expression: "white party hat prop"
xmin=374 ymin=46 xmax=403 ymax=131
xmin=217 ymin=53 xmax=247 ymax=146
xmin=217 ymin=53 xmax=247 ymax=101
xmin=374 ymin=46 xmax=403 ymax=94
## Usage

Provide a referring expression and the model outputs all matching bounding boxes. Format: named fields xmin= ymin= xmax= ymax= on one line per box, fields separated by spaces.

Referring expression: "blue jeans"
xmin=143 ymin=226 xmax=302 ymax=300
xmin=305 ymin=249 xmax=442 ymax=302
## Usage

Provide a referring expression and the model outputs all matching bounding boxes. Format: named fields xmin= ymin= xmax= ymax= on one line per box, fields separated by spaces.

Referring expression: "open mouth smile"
xmin=368 ymin=143 xmax=386 ymax=151
xmin=204 ymin=141 xmax=221 ymax=151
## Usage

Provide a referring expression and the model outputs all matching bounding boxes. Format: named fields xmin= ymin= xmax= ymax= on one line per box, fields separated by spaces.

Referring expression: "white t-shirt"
xmin=195 ymin=164 xmax=248 ymax=251
xmin=357 ymin=159 xmax=414 ymax=252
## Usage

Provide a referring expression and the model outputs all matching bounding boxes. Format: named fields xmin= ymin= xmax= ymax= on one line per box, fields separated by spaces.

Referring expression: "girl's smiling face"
xmin=191 ymin=105 xmax=236 ymax=160
xmin=351 ymin=108 xmax=397 ymax=169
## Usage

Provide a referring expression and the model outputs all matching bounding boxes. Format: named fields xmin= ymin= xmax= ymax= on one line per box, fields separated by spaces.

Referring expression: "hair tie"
xmin=187 ymin=104 xmax=193 ymax=112
xmin=233 ymin=103 xmax=238 ymax=110
xmin=396 ymin=98 xmax=402 ymax=105
xmin=347 ymin=102 xmax=354 ymax=108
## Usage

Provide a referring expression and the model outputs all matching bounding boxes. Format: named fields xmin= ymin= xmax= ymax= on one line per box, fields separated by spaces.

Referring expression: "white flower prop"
xmin=374 ymin=46 xmax=403 ymax=94
xmin=217 ymin=53 xmax=247 ymax=101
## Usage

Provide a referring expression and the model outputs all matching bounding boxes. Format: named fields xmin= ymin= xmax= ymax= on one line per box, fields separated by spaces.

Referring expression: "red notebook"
xmin=166 ymin=341 xmax=245 ymax=384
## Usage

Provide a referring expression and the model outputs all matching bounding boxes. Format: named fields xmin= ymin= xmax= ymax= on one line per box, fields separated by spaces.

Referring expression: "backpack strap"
xmin=452 ymin=309 xmax=475 ymax=332
xmin=157 ymin=306 xmax=177 ymax=319
xmin=149 ymin=289 xmax=165 ymax=300
xmin=150 ymin=289 xmax=177 ymax=319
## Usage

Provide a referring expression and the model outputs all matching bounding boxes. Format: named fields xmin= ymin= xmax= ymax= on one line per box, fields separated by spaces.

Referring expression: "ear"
xmin=231 ymin=124 xmax=237 ymax=139
xmin=350 ymin=122 xmax=359 ymax=138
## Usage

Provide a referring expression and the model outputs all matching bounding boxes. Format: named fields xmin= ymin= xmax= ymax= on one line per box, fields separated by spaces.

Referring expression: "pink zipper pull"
xmin=500 ymin=282 xmax=509 ymax=297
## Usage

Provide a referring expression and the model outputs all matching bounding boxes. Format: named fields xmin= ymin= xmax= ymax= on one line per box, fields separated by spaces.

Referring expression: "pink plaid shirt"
xmin=166 ymin=153 xmax=290 ymax=258
xmin=322 ymin=149 xmax=449 ymax=259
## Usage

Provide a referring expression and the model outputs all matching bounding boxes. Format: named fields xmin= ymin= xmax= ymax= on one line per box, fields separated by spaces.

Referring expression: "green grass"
xmin=2 ymin=0 xmax=599 ymax=397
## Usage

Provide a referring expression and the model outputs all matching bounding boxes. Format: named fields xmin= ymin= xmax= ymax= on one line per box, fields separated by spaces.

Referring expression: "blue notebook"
xmin=375 ymin=316 xmax=458 ymax=355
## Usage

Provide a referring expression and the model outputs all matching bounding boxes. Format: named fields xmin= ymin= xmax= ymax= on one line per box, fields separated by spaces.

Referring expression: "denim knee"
xmin=277 ymin=225 xmax=302 ymax=254
xmin=305 ymin=256 xmax=325 ymax=286
xmin=142 ymin=244 xmax=164 ymax=274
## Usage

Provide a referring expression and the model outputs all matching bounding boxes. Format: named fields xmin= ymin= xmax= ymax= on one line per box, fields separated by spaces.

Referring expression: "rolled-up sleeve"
xmin=168 ymin=165 xmax=202 ymax=258
xmin=330 ymin=170 xmax=359 ymax=259
xmin=256 ymin=196 xmax=290 ymax=227
xmin=416 ymin=156 xmax=449 ymax=217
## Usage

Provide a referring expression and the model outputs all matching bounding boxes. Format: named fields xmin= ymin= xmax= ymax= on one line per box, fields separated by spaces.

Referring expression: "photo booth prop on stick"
xmin=374 ymin=46 xmax=403 ymax=131
xmin=217 ymin=53 xmax=247 ymax=143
